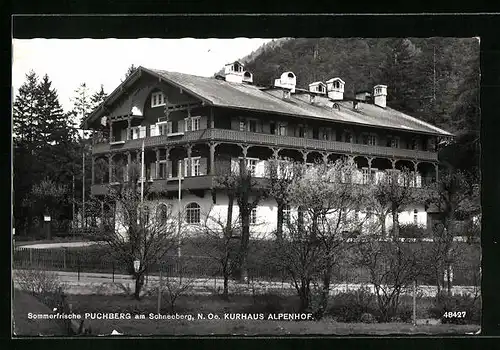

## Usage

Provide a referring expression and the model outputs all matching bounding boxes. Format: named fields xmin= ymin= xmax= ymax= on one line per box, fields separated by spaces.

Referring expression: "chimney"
xmin=355 ymin=90 xmax=372 ymax=102
xmin=224 ymin=61 xmax=245 ymax=83
xmin=373 ymin=85 xmax=387 ymax=108
xmin=326 ymin=78 xmax=345 ymax=100
xmin=242 ymin=71 xmax=253 ymax=84
xmin=274 ymin=71 xmax=296 ymax=93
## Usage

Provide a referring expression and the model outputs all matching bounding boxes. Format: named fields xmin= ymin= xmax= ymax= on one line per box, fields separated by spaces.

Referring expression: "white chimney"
xmin=373 ymin=85 xmax=387 ymax=108
xmin=274 ymin=72 xmax=296 ymax=93
xmin=224 ymin=61 xmax=245 ymax=83
xmin=308 ymin=81 xmax=326 ymax=95
xmin=242 ymin=71 xmax=253 ymax=84
xmin=326 ymin=78 xmax=345 ymax=100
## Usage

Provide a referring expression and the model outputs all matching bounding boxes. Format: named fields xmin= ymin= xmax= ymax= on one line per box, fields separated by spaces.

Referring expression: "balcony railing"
xmin=92 ymin=128 xmax=438 ymax=162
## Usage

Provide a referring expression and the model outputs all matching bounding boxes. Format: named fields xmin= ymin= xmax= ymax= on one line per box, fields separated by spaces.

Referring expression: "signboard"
xmin=44 ymin=215 xmax=51 ymax=222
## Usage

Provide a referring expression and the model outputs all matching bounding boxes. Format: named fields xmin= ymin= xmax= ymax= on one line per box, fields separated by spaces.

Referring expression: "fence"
xmin=13 ymin=246 xmax=480 ymax=288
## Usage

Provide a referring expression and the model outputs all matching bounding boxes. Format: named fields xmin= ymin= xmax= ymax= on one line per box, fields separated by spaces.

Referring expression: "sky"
xmin=12 ymin=38 xmax=273 ymax=112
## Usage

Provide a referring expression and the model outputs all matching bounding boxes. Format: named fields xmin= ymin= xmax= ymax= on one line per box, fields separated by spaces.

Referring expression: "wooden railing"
xmin=92 ymin=128 xmax=438 ymax=162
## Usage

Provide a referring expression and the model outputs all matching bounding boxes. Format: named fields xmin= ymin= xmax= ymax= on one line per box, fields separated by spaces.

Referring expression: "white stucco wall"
xmin=113 ymin=192 xmax=428 ymax=240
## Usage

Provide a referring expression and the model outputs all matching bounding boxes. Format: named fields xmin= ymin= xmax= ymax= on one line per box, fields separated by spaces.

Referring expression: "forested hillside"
xmin=221 ymin=38 xmax=480 ymax=176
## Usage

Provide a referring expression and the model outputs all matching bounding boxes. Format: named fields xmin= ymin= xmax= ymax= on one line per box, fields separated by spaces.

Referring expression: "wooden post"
xmin=413 ymin=280 xmax=417 ymax=326
xmin=29 ymin=248 xmax=32 ymax=266
xmin=63 ymin=248 xmax=67 ymax=270
xmin=157 ymin=269 xmax=162 ymax=314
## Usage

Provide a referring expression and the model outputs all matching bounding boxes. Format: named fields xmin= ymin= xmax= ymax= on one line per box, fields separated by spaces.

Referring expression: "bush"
xmin=397 ymin=303 xmax=414 ymax=323
xmin=360 ymin=313 xmax=376 ymax=323
xmin=325 ymin=287 xmax=378 ymax=323
xmin=428 ymin=292 xmax=481 ymax=324
xmin=399 ymin=224 xmax=427 ymax=239
xmin=15 ymin=268 xmax=67 ymax=311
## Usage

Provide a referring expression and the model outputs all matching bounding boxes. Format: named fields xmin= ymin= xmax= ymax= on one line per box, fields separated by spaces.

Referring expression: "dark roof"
xmin=84 ymin=66 xmax=452 ymax=137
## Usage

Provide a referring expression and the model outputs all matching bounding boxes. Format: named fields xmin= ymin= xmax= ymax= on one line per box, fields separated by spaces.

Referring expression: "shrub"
xmin=326 ymin=287 xmax=377 ymax=323
xmin=397 ymin=303 xmax=414 ymax=323
xmin=399 ymin=224 xmax=427 ymax=239
xmin=360 ymin=313 xmax=376 ymax=323
xmin=428 ymin=292 xmax=481 ymax=324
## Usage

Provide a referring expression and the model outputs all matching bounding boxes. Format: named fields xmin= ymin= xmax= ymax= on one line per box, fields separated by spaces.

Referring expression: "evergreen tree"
xmin=122 ymin=64 xmax=137 ymax=82
xmin=70 ymin=82 xmax=93 ymax=139
xmin=90 ymin=84 xmax=108 ymax=111
xmin=13 ymin=70 xmax=43 ymax=150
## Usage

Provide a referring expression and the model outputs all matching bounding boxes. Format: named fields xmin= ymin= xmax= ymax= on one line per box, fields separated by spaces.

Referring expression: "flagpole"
xmin=141 ymin=140 xmax=145 ymax=204
xmin=177 ymin=160 xmax=182 ymax=258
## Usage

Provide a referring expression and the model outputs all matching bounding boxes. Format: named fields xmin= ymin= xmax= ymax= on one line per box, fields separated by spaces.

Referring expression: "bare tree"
xmin=353 ymin=238 xmax=426 ymax=322
xmin=193 ymin=209 xmax=242 ymax=300
xmin=367 ymin=168 xmax=428 ymax=238
xmin=265 ymin=158 xmax=302 ymax=240
xmin=213 ymin=158 xmax=267 ymax=283
xmin=285 ymin=159 xmax=370 ymax=317
xmin=93 ymin=160 xmax=183 ymax=299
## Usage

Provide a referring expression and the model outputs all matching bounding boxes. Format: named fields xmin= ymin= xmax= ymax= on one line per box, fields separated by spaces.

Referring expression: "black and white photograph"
xmin=12 ymin=35 xmax=481 ymax=336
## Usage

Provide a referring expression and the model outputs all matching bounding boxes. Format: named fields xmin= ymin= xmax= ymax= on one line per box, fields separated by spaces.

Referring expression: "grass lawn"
xmin=12 ymin=289 xmax=68 ymax=336
xmin=65 ymin=294 xmax=480 ymax=336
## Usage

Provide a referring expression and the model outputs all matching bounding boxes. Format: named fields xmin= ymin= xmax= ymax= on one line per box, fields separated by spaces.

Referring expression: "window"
xmin=321 ymin=128 xmax=329 ymax=140
xmin=413 ymin=209 xmax=418 ymax=225
xmin=192 ymin=158 xmax=200 ymax=176
xmin=186 ymin=203 xmax=201 ymax=224
xmin=248 ymin=119 xmax=257 ymax=132
xmin=157 ymin=122 xmax=172 ymax=135
xmin=298 ymin=126 xmax=306 ymax=138
xmin=151 ymin=92 xmax=165 ymax=108
xmin=159 ymin=161 xmax=167 ymax=179
xmin=156 ymin=204 xmax=170 ymax=225
xmin=411 ymin=138 xmax=420 ymax=150
xmin=246 ymin=158 xmax=258 ymax=176
xmin=363 ymin=134 xmax=377 ymax=146
xmin=283 ymin=205 xmax=291 ymax=224
xmin=191 ymin=116 xmax=200 ymax=131
xmin=278 ymin=123 xmax=287 ymax=136
xmin=239 ymin=120 xmax=246 ymax=131
xmin=250 ymin=208 xmax=257 ymax=225
xmin=388 ymin=136 xmax=399 ymax=148
xmin=312 ymin=127 xmax=319 ymax=139
xmin=345 ymin=131 xmax=353 ymax=143
xmin=270 ymin=122 xmax=276 ymax=135
xmin=362 ymin=168 xmax=371 ymax=184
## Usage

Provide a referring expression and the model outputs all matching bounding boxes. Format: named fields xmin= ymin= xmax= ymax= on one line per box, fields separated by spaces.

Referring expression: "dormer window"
xmin=151 ymin=91 xmax=166 ymax=108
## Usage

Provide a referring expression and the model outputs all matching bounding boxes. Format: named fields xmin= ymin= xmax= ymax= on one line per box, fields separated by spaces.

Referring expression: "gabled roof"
xmin=83 ymin=66 xmax=452 ymax=137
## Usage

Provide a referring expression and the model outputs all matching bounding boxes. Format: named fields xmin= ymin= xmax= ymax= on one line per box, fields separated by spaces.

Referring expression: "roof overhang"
xmin=82 ymin=66 xmax=214 ymax=128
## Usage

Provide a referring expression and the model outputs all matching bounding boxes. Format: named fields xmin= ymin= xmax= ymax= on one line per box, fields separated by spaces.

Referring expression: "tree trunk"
xmin=223 ymin=274 xmax=229 ymax=300
xmin=240 ymin=212 xmax=250 ymax=283
xmin=318 ymin=263 xmax=333 ymax=319
xmin=226 ymin=193 xmax=234 ymax=232
xmin=392 ymin=208 xmax=399 ymax=239
xmin=299 ymin=279 xmax=311 ymax=313
xmin=380 ymin=215 xmax=386 ymax=236
xmin=276 ymin=202 xmax=284 ymax=240
xmin=134 ymin=273 xmax=145 ymax=300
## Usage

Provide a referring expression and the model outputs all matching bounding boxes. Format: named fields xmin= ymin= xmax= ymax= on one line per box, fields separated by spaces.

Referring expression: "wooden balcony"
xmin=92 ymin=128 xmax=438 ymax=162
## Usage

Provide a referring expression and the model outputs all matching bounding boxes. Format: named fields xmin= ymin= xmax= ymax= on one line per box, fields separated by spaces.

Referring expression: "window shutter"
xmin=200 ymin=158 xmax=207 ymax=176
xmin=184 ymin=118 xmax=191 ymax=132
xmin=231 ymin=117 xmax=239 ymax=130
xmin=178 ymin=120 xmax=184 ymax=133
xmin=199 ymin=116 xmax=208 ymax=130
xmin=150 ymin=125 xmax=157 ymax=137
xmin=167 ymin=121 xmax=172 ymax=134
xmin=256 ymin=160 xmax=265 ymax=178
xmin=120 ymin=129 xmax=126 ymax=142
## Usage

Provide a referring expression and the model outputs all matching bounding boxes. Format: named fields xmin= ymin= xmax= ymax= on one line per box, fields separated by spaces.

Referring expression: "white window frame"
xmin=246 ymin=158 xmax=258 ymax=176
xmin=151 ymin=91 xmax=165 ymax=108
xmin=192 ymin=157 xmax=201 ymax=176
xmin=185 ymin=202 xmax=201 ymax=224
xmin=184 ymin=116 xmax=201 ymax=132
xmin=250 ymin=208 xmax=257 ymax=225
xmin=282 ymin=205 xmax=291 ymax=224
xmin=413 ymin=209 xmax=418 ymax=225
xmin=157 ymin=121 xmax=172 ymax=135
xmin=278 ymin=123 xmax=287 ymax=136
xmin=389 ymin=136 xmax=400 ymax=148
